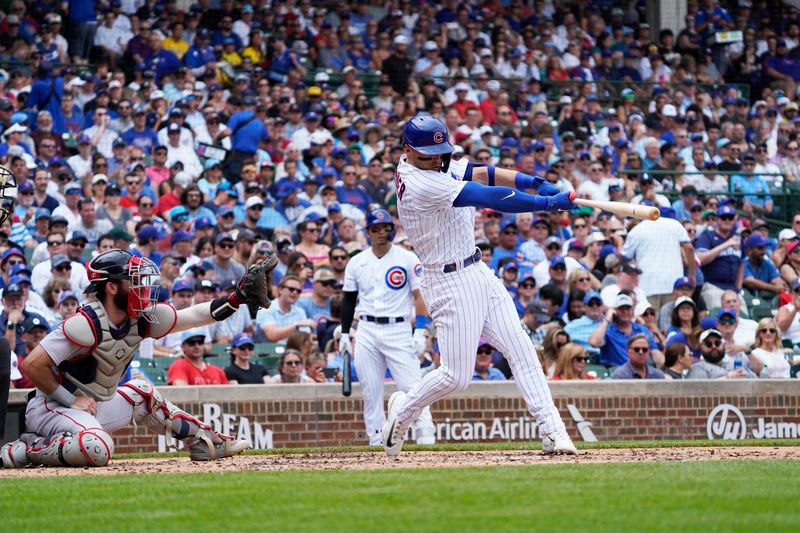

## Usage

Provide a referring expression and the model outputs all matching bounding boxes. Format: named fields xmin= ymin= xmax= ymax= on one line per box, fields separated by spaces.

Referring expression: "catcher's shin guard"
xmin=25 ymin=430 xmax=114 ymax=467
xmin=1 ymin=435 xmax=33 ymax=468
xmin=118 ymin=379 xmax=251 ymax=460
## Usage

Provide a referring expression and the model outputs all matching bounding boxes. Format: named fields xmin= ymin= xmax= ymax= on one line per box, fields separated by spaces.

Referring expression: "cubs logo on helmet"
xmin=366 ymin=208 xmax=396 ymax=243
xmin=402 ymin=114 xmax=454 ymax=156
xmin=385 ymin=266 xmax=407 ymax=290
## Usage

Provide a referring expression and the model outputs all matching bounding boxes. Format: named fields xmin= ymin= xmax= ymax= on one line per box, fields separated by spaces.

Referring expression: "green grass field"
xmin=3 ymin=458 xmax=798 ymax=533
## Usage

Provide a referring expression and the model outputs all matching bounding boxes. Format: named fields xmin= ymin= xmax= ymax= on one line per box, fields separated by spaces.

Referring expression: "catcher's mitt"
xmin=236 ymin=254 xmax=278 ymax=317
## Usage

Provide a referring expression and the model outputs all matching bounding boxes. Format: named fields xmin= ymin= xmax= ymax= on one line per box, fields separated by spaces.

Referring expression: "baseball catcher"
xmin=1 ymin=244 xmax=277 ymax=468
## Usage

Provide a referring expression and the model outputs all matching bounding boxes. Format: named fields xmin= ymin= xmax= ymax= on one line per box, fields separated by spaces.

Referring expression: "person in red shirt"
xmin=155 ymin=170 xmax=192 ymax=218
xmin=452 ymin=82 xmax=479 ymax=119
xmin=167 ymin=328 xmax=228 ymax=385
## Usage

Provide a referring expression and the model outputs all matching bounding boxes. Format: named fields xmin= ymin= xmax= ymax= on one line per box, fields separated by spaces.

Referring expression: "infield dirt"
xmin=1 ymin=446 xmax=797 ymax=478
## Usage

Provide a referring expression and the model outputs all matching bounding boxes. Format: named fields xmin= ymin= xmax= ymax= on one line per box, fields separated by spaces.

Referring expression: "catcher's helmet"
xmin=86 ymin=249 xmax=161 ymax=323
xmin=365 ymin=209 xmax=396 ymax=242
xmin=402 ymin=114 xmax=454 ymax=156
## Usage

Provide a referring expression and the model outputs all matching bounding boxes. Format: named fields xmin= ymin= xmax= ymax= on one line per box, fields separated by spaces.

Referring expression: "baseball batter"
xmin=1 ymin=249 xmax=276 ymax=468
xmin=382 ymin=114 xmax=578 ymax=456
xmin=340 ymin=209 xmax=436 ymax=446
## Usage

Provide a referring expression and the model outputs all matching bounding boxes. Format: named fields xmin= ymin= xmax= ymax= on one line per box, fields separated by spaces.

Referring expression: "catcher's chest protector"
xmin=60 ymin=300 xmax=148 ymax=401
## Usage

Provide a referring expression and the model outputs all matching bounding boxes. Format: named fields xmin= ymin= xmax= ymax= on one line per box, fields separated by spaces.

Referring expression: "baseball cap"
xmin=502 ymin=261 xmax=518 ymax=272
xmin=584 ymin=232 xmax=608 ymax=246
xmin=58 ymin=290 xmax=79 ymax=305
xmin=716 ymin=205 xmax=736 ymax=217
xmin=108 ymin=228 xmax=133 ymax=242
xmin=196 ymin=279 xmax=220 ymax=292
xmin=745 ymin=234 xmax=768 ymax=248
xmin=9 ymin=263 xmax=31 ymax=277
xmin=217 ymin=205 xmax=234 ymax=217
xmin=51 ymin=254 xmax=71 ymax=268
xmin=675 ymin=296 xmax=696 ymax=308
xmin=665 ymin=331 xmax=688 ymax=347
xmin=170 ymin=231 xmax=194 ymax=245
xmin=137 ymin=225 xmax=160 ymax=241
xmin=544 ymin=235 xmax=563 ymax=248
xmin=180 ymin=327 xmax=206 ymax=344
xmin=92 ymin=173 xmax=109 ymax=184
xmin=215 ymin=232 xmax=235 ymax=245
xmin=172 ymin=278 xmax=194 ymax=294
xmin=549 ymin=256 xmax=566 ymax=268
xmin=2 ymin=283 xmax=23 ymax=296
xmin=718 ymin=308 xmax=738 ymax=320
xmin=245 ymin=196 xmax=264 ymax=209
xmin=568 ymin=240 xmax=586 ymax=252
xmin=67 ymin=231 xmax=88 ymax=244
xmin=19 ymin=314 xmax=50 ymax=334
xmin=583 ymin=291 xmax=602 ymax=305
xmin=613 ymin=293 xmax=634 ymax=308
xmin=170 ymin=206 xmax=189 ymax=221
xmin=174 ymin=172 xmax=193 ymax=189
xmin=313 ymin=269 xmax=336 ymax=282
xmin=698 ymin=329 xmax=722 ymax=344
xmin=232 ymin=332 xmax=255 ymax=348
xmin=35 ymin=208 xmax=51 ymax=221
xmin=673 ymin=276 xmax=695 ymax=290
xmin=620 ymin=262 xmax=642 ymax=274
xmin=779 ymin=229 xmax=798 ymax=241
xmin=194 ymin=216 xmax=214 ymax=229
xmin=524 ymin=300 xmax=550 ymax=323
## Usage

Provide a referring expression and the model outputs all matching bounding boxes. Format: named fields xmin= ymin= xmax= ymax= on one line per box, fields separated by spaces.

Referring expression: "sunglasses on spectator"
xmin=520 ymin=283 xmax=535 ymax=289
xmin=47 ymin=240 xmax=63 ymax=246
xmin=643 ymin=309 xmax=656 ymax=317
xmin=70 ymin=242 xmax=86 ymax=248
xmin=320 ymin=280 xmax=338 ymax=288
xmin=330 ymin=255 xmax=347 ymax=261
xmin=551 ymin=265 xmax=566 ymax=271
xmin=305 ymin=227 xmax=319 ymax=233
xmin=703 ymin=339 xmax=723 ymax=348
xmin=55 ymin=265 xmax=72 ymax=272
xmin=217 ymin=243 xmax=234 ymax=249
xmin=140 ymin=202 xmax=153 ymax=208
xmin=572 ymin=356 xmax=588 ymax=363
xmin=238 ymin=344 xmax=255 ymax=351
xmin=718 ymin=317 xmax=736 ymax=325
xmin=284 ymin=359 xmax=302 ymax=366
xmin=759 ymin=328 xmax=777 ymax=334
xmin=630 ymin=346 xmax=650 ymax=354
xmin=282 ymin=286 xmax=302 ymax=294
xmin=577 ymin=277 xmax=590 ymax=282
xmin=477 ymin=349 xmax=493 ymax=355
xmin=183 ymin=339 xmax=204 ymax=347
xmin=719 ymin=215 xmax=735 ymax=221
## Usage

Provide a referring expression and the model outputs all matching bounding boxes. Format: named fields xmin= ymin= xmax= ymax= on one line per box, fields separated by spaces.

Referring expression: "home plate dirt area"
xmin=1 ymin=446 xmax=797 ymax=477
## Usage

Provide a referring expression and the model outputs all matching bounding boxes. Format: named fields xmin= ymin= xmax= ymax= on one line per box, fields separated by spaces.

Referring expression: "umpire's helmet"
xmin=402 ymin=114 xmax=454 ymax=156
xmin=365 ymin=209 xmax=396 ymax=242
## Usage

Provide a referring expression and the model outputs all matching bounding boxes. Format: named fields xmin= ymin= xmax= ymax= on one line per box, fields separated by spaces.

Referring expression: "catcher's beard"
xmin=114 ymin=286 xmax=130 ymax=315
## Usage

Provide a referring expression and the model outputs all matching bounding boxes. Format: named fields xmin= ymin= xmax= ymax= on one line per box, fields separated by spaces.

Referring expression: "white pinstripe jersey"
xmin=395 ymin=155 xmax=475 ymax=266
xmin=343 ymin=245 xmax=421 ymax=317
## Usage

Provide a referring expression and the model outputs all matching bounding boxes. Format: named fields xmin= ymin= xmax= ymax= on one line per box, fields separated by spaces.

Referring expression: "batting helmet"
xmin=365 ymin=209 xmax=396 ymax=242
xmin=402 ymin=114 xmax=454 ymax=155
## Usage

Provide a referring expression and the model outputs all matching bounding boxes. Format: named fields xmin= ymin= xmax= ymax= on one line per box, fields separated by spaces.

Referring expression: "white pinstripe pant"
xmin=355 ymin=321 xmax=435 ymax=445
xmin=394 ymin=262 xmax=565 ymax=437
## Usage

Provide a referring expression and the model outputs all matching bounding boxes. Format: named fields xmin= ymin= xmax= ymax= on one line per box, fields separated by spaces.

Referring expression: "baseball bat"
xmin=342 ymin=346 xmax=352 ymax=397
xmin=572 ymin=197 xmax=660 ymax=221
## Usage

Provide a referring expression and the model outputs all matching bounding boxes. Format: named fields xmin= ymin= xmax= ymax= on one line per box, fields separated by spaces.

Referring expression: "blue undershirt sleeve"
xmin=453 ymin=181 xmax=569 ymax=212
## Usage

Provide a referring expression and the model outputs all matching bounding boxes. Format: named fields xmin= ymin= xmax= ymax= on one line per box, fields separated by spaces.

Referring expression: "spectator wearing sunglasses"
xmin=168 ymin=329 xmax=228 ymax=386
xmin=473 ymin=340 xmax=506 ymax=381
xmin=224 ymin=333 xmax=272 ymax=384
xmin=749 ymin=318 xmax=791 ymax=378
xmin=552 ymin=343 xmax=596 ymax=380
xmin=687 ymin=329 xmax=745 ymax=379
xmin=297 ymin=268 xmax=336 ymax=323
xmin=255 ymin=275 xmax=317 ymax=345
xmin=611 ymin=334 xmax=666 ymax=379
xmin=209 ymin=232 xmax=246 ymax=289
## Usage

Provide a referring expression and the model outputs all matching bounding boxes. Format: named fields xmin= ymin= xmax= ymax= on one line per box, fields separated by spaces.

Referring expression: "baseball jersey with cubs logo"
xmin=395 ymin=155 xmax=476 ymax=266
xmin=343 ymin=245 xmax=421 ymax=317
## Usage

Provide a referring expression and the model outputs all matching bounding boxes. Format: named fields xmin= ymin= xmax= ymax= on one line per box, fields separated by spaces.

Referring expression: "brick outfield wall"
xmin=8 ymin=381 xmax=800 ymax=453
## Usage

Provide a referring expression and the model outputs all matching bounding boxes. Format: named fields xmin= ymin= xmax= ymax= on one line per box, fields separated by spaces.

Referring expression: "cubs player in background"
xmin=1 ymin=248 xmax=276 ymax=468
xmin=383 ymin=114 xmax=578 ymax=456
xmin=340 ymin=208 xmax=436 ymax=447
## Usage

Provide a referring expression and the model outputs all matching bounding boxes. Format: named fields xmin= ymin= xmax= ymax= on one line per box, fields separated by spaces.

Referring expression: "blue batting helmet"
xmin=365 ymin=209 xmax=396 ymax=242
xmin=402 ymin=114 xmax=454 ymax=155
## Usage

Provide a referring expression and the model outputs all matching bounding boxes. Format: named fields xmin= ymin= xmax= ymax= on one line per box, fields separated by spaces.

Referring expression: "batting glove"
xmin=339 ymin=333 xmax=353 ymax=357
xmin=545 ymin=191 xmax=577 ymax=212
xmin=536 ymin=182 xmax=561 ymax=196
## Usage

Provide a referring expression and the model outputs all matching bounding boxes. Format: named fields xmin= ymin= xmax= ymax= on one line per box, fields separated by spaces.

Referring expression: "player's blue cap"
xmin=549 ymin=256 xmax=566 ymax=268
xmin=180 ymin=327 xmax=206 ymax=343
xmin=673 ymin=276 xmax=695 ymax=290
xmin=172 ymin=278 xmax=194 ymax=294
xmin=232 ymin=333 xmax=255 ymax=348
xmin=195 ymin=216 xmax=214 ymax=229
xmin=583 ymin=291 xmax=602 ymax=305
xmin=171 ymin=231 xmax=194 ymax=245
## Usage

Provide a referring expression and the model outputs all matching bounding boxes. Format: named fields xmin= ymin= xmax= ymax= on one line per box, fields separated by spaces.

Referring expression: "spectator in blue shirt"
xmin=490 ymin=219 xmax=521 ymax=271
xmin=564 ymin=291 xmax=604 ymax=359
xmin=589 ymin=292 xmax=662 ymax=367
xmin=731 ymin=153 xmax=773 ymax=217
xmin=473 ymin=341 xmax=506 ymax=381
xmin=695 ymin=205 xmax=744 ymax=310
xmin=122 ymin=108 xmax=159 ymax=154
xmin=743 ymin=234 xmax=786 ymax=296
xmin=671 ymin=185 xmax=699 ymax=221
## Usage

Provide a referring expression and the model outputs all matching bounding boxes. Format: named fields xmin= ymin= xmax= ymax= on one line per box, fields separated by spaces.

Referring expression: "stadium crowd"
xmin=2 ymin=0 xmax=800 ymax=389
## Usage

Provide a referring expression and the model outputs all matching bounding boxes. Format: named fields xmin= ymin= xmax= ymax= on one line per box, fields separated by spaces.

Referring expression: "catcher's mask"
xmin=86 ymin=249 xmax=162 ymax=323
xmin=0 ymin=165 xmax=18 ymax=227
